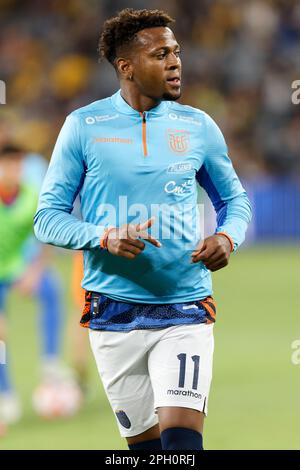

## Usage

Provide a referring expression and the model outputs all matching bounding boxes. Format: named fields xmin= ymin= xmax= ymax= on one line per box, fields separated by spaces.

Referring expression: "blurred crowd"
xmin=0 ymin=0 xmax=300 ymax=177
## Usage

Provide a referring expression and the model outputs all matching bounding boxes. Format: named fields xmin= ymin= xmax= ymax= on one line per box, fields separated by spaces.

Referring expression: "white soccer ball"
xmin=32 ymin=380 xmax=82 ymax=419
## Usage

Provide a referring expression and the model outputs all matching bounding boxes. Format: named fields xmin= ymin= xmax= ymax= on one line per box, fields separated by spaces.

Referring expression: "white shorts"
xmin=89 ymin=323 xmax=214 ymax=438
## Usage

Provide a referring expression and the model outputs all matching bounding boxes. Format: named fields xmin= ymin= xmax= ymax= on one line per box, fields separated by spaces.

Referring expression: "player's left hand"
xmin=191 ymin=234 xmax=232 ymax=272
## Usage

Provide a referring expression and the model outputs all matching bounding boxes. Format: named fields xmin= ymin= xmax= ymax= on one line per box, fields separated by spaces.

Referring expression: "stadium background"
xmin=0 ymin=0 xmax=299 ymax=449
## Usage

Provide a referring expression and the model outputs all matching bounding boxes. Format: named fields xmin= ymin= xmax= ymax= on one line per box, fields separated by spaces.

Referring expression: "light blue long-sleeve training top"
xmin=34 ymin=89 xmax=252 ymax=305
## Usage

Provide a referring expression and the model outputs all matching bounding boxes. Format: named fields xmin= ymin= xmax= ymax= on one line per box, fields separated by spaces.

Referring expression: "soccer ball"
xmin=32 ymin=380 xmax=82 ymax=419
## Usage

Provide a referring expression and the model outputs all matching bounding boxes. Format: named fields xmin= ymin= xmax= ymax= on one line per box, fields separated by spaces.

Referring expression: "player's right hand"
xmin=107 ymin=217 xmax=162 ymax=259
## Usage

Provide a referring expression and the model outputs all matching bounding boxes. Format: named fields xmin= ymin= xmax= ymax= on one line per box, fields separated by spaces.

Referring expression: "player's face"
xmin=0 ymin=155 xmax=23 ymax=187
xmin=130 ymin=27 xmax=182 ymax=101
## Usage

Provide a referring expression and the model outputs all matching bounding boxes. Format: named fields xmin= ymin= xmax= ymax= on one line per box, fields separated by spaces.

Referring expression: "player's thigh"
xmin=148 ymin=323 xmax=214 ymax=428
xmin=89 ymin=329 xmax=158 ymax=439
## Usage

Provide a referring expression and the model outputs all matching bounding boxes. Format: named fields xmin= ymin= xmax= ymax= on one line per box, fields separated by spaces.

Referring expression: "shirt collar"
xmin=111 ymin=89 xmax=169 ymax=117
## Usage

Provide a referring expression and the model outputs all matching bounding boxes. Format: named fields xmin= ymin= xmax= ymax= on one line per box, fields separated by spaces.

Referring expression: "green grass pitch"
xmin=1 ymin=245 xmax=299 ymax=449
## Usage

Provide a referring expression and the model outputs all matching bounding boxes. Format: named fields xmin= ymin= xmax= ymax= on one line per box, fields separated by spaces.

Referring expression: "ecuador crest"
xmin=167 ymin=128 xmax=190 ymax=155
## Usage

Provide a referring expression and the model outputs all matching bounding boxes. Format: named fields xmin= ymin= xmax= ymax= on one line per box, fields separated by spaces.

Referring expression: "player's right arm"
xmin=34 ymin=115 xmax=161 ymax=255
xmin=34 ymin=114 xmax=104 ymax=250
xmin=105 ymin=218 xmax=161 ymax=259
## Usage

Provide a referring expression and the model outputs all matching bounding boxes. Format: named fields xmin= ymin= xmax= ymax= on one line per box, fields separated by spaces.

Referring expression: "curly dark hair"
xmin=99 ymin=8 xmax=175 ymax=65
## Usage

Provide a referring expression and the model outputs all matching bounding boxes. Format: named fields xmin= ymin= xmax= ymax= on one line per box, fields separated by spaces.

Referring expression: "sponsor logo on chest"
xmin=164 ymin=178 xmax=194 ymax=195
xmin=167 ymin=162 xmax=193 ymax=173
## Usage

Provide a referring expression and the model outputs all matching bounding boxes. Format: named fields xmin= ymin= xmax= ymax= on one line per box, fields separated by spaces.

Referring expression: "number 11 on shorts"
xmin=177 ymin=353 xmax=200 ymax=390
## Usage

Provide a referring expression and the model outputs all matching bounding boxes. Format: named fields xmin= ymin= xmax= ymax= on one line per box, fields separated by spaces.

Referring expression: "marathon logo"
xmin=167 ymin=388 xmax=202 ymax=399
xmin=0 ymin=80 xmax=6 ymax=104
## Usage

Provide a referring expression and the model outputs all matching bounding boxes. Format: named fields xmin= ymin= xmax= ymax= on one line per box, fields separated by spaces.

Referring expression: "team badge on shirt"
xmin=166 ymin=129 xmax=190 ymax=155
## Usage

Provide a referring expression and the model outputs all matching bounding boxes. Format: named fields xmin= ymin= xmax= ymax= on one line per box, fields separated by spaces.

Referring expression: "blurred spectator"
xmin=0 ymin=0 xmax=299 ymax=176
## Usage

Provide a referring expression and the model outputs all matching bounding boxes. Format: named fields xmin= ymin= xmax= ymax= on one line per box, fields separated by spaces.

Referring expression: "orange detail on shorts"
xmin=80 ymin=291 xmax=92 ymax=328
xmin=140 ymin=112 xmax=148 ymax=156
xmin=198 ymin=296 xmax=217 ymax=324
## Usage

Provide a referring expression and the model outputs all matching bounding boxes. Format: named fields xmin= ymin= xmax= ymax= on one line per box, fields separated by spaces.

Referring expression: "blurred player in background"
xmin=67 ymin=196 xmax=90 ymax=392
xmin=70 ymin=250 xmax=89 ymax=391
xmin=0 ymin=144 xmax=78 ymax=431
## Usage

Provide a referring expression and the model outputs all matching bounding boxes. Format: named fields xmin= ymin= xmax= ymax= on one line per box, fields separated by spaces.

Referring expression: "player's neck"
xmin=120 ymin=85 xmax=161 ymax=113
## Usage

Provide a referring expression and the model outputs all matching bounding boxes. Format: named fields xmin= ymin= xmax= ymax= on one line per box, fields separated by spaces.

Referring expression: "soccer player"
xmin=69 ymin=251 xmax=89 ymax=391
xmin=0 ymin=145 xmax=66 ymax=428
xmin=34 ymin=9 xmax=252 ymax=450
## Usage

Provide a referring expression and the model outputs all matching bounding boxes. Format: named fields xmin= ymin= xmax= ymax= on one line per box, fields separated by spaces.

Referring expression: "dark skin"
xmin=105 ymin=26 xmax=232 ymax=445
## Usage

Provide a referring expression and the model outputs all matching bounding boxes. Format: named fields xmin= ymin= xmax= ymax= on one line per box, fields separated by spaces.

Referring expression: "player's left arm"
xmin=192 ymin=113 xmax=252 ymax=271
